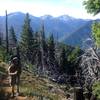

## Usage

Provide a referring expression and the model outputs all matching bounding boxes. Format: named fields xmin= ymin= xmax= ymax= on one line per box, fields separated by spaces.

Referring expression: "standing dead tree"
xmin=5 ymin=10 xmax=9 ymax=53
xmin=80 ymin=47 xmax=100 ymax=90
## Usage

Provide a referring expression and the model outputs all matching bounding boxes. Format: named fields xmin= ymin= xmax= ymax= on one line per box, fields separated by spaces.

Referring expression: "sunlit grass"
xmin=19 ymin=70 xmax=66 ymax=100
xmin=0 ymin=62 xmax=66 ymax=100
xmin=0 ymin=62 xmax=7 ymax=76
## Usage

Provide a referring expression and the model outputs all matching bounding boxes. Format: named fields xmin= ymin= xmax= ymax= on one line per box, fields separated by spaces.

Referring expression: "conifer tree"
xmin=34 ymin=32 xmax=42 ymax=74
xmin=59 ymin=46 xmax=67 ymax=74
xmin=9 ymin=26 xmax=17 ymax=47
xmin=68 ymin=47 xmax=81 ymax=75
xmin=31 ymin=32 xmax=41 ymax=66
xmin=0 ymin=37 xmax=1 ymax=46
xmin=20 ymin=13 xmax=34 ymax=62
xmin=0 ymin=32 xmax=2 ymax=45
xmin=48 ymin=34 xmax=56 ymax=72
xmin=39 ymin=23 xmax=47 ymax=54
xmin=39 ymin=23 xmax=48 ymax=74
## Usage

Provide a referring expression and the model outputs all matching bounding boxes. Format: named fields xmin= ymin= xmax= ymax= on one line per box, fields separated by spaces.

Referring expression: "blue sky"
xmin=0 ymin=0 xmax=100 ymax=19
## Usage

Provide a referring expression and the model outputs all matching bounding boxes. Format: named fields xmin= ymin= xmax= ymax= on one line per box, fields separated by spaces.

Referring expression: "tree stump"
xmin=74 ymin=87 xmax=85 ymax=100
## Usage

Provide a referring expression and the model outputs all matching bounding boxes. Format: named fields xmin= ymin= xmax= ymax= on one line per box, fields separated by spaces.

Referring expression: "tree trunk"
xmin=5 ymin=10 xmax=9 ymax=53
xmin=74 ymin=87 xmax=84 ymax=100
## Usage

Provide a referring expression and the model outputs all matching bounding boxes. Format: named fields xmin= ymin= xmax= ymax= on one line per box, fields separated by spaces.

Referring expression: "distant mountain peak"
xmin=8 ymin=12 xmax=24 ymax=16
xmin=57 ymin=15 xmax=76 ymax=21
xmin=40 ymin=15 xmax=53 ymax=20
xmin=0 ymin=12 xmax=93 ymax=48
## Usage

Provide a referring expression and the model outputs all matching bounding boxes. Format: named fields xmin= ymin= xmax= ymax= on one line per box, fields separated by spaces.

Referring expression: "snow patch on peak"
xmin=40 ymin=15 xmax=53 ymax=20
xmin=57 ymin=15 xmax=76 ymax=21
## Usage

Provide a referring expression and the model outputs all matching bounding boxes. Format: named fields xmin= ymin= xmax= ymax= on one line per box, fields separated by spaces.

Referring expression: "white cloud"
xmin=0 ymin=0 xmax=99 ymax=19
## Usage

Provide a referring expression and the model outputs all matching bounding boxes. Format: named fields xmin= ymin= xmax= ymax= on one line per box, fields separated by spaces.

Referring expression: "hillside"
xmin=0 ymin=61 xmax=73 ymax=100
xmin=0 ymin=12 xmax=93 ymax=47
xmin=63 ymin=21 xmax=92 ymax=48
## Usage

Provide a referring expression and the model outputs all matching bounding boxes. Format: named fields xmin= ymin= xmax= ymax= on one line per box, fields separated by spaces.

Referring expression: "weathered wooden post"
xmin=74 ymin=87 xmax=85 ymax=100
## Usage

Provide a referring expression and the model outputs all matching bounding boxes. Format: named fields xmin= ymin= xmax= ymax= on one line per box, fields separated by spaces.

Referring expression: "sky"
xmin=0 ymin=0 xmax=100 ymax=19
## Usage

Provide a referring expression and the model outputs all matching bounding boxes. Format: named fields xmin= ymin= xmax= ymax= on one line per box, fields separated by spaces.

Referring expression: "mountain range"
xmin=0 ymin=12 xmax=98 ymax=48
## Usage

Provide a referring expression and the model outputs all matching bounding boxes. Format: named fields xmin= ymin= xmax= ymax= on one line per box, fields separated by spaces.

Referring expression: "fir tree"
xmin=9 ymin=26 xmax=17 ymax=47
xmin=59 ymin=46 xmax=67 ymax=74
xmin=48 ymin=34 xmax=56 ymax=72
xmin=39 ymin=23 xmax=48 ymax=74
xmin=0 ymin=32 xmax=2 ymax=45
xmin=20 ymin=13 xmax=34 ymax=62
xmin=32 ymin=32 xmax=41 ymax=65
xmin=68 ymin=47 xmax=81 ymax=75
xmin=39 ymin=23 xmax=48 ymax=54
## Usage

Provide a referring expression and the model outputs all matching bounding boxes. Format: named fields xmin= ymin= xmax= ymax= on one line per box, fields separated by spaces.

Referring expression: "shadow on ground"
xmin=0 ymin=89 xmax=11 ymax=100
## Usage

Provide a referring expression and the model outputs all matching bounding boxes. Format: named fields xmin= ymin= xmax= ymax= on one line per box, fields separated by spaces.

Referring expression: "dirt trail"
xmin=0 ymin=68 xmax=28 ymax=100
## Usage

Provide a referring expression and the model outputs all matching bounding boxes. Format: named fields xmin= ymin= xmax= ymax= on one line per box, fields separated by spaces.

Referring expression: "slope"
xmin=63 ymin=21 xmax=92 ymax=48
xmin=0 ymin=61 xmax=71 ymax=100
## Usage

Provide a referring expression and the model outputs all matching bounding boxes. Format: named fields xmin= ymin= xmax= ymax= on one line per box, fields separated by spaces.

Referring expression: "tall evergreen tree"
xmin=20 ymin=13 xmax=34 ymax=62
xmin=40 ymin=23 xmax=48 ymax=57
xmin=0 ymin=32 xmax=2 ymax=45
xmin=68 ymin=47 xmax=81 ymax=75
xmin=34 ymin=32 xmax=41 ymax=63
xmin=0 ymin=37 xmax=1 ymax=46
xmin=34 ymin=32 xmax=42 ymax=75
xmin=48 ymin=34 xmax=56 ymax=72
xmin=9 ymin=26 xmax=17 ymax=47
xmin=59 ymin=46 xmax=67 ymax=74
xmin=39 ymin=23 xmax=48 ymax=74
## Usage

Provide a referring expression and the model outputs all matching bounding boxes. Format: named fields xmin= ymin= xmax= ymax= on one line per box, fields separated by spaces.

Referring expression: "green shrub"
xmin=0 ymin=46 xmax=6 ymax=61
xmin=92 ymin=81 xmax=100 ymax=99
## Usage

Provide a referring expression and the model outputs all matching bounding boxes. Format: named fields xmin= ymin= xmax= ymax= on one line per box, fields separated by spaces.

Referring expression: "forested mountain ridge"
xmin=63 ymin=20 xmax=93 ymax=48
xmin=0 ymin=12 xmax=97 ymax=47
